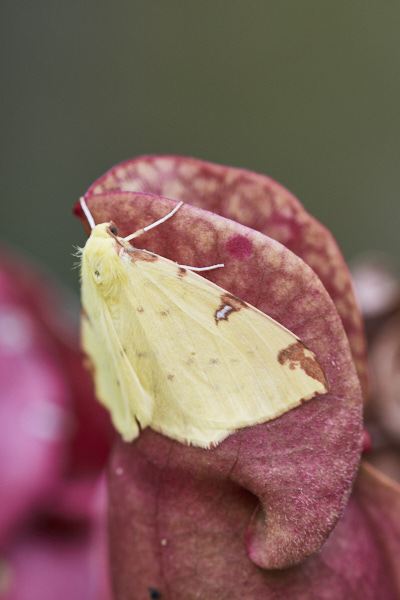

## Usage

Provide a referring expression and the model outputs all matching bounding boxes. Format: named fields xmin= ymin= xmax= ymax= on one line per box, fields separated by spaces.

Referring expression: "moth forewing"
xmin=80 ymin=223 xmax=155 ymax=438
xmin=126 ymin=258 xmax=329 ymax=424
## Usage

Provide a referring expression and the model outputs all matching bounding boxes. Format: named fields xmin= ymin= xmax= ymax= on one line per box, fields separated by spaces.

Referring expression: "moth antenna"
xmin=79 ymin=197 xmax=96 ymax=230
xmin=180 ymin=263 xmax=225 ymax=272
xmin=124 ymin=201 xmax=184 ymax=242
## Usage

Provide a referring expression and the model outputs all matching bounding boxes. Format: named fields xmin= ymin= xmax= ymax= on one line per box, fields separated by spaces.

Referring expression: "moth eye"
xmin=109 ymin=224 xmax=118 ymax=236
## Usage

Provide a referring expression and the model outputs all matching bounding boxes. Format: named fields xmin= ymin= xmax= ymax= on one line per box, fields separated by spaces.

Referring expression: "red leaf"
xmin=107 ymin=452 xmax=400 ymax=599
xmin=85 ymin=155 xmax=369 ymax=399
xmin=74 ymin=156 xmax=365 ymax=589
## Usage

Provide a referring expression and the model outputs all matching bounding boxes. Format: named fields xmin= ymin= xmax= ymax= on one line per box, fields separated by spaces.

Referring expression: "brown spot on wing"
xmin=221 ymin=293 xmax=247 ymax=311
xmin=278 ymin=341 xmax=329 ymax=391
xmin=215 ymin=293 xmax=248 ymax=324
xmin=125 ymin=248 xmax=159 ymax=262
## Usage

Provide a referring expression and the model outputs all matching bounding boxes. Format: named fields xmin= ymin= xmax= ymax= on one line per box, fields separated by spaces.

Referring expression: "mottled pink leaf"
xmin=86 ymin=155 xmax=369 ymax=399
xmin=107 ymin=451 xmax=400 ymax=599
xmin=75 ymin=187 xmax=363 ymax=573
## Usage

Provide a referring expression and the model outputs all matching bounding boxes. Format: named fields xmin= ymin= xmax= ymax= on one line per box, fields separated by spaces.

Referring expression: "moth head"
xmin=81 ymin=222 xmax=130 ymax=294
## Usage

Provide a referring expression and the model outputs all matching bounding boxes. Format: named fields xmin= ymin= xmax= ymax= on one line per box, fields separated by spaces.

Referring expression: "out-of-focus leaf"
xmin=0 ymin=249 xmax=113 ymax=598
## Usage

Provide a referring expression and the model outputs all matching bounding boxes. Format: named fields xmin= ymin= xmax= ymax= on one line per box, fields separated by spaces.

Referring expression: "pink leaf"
xmin=74 ymin=155 xmax=365 ymax=594
xmin=85 ymin=155 xmax=369 ymax=399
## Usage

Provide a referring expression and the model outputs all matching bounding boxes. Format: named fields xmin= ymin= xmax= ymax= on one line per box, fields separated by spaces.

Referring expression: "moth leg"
xmin=179 ymin=263 xmax=224 ymax=272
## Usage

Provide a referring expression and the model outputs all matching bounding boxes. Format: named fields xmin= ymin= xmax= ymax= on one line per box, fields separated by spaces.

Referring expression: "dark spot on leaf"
xmin=137 ymin=306 xmax=144 ymax=313
xmin=226 ymin=234 xmax=253 ymax=259
xmin=167 ymin=373 xmax=174 ymax=381
xmin=160 ymin=309 xmax=170 ymax=317
xmin=148 ymin=589 xmax=161 ymax=599
xmin=209 ymin=357 xmax=219 ymax=364
xmin=277 ymin=342 xmax=329 ymax=391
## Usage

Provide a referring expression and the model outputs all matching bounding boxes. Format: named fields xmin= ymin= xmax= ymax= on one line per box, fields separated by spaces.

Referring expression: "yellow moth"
xmin=79 ymin=198 xmax=328 ymax=448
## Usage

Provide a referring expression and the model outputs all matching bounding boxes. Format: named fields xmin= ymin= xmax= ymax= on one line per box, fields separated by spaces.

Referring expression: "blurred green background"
xmin=1 ymin=1 xmax=399 ymax=293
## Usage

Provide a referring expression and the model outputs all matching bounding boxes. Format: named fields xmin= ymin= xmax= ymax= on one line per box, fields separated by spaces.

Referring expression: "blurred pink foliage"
xmin=0 ymin=249 xmax=113 ymax=599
